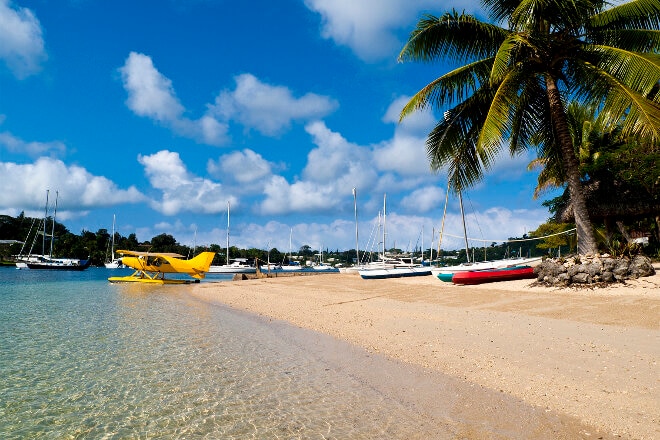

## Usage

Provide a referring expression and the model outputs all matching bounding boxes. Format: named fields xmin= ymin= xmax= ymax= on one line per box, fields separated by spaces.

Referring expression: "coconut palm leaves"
xmin=399 ymin=0 xmax=660 ymax=254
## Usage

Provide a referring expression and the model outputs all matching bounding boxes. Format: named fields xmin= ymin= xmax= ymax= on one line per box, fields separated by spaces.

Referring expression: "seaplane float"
xmin=108 ymin=250 xmax=215 ymax=284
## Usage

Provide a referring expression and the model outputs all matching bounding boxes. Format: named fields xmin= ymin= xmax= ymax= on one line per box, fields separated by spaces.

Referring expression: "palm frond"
xmin=508 ymin=0 xmax=601 ymax=32
xmin=490 ymin=33 xmax=527 ymax=84
xmin=570 ymin=56 xmax=660 ymax=140
xmin=476 ymin=70 xmax=527 ymax=162
xmin=510 ymin=75 xmax=551 ymax=154
xmin=590 ymin=45 xmax=660 ymax=98
xmin=590 ymin=0 xmax=660 ymax=30
xmin=587 ymin=29 xmax=660 ymax=52
xmin=398 ymin=11 xmax=508 ymax=64
xmin=399 ymin=59 xmax=493 ymax=121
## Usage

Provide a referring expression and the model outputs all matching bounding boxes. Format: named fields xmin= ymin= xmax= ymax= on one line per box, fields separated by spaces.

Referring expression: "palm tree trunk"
xmin=545 ymin=76 xmax=598 ymax=254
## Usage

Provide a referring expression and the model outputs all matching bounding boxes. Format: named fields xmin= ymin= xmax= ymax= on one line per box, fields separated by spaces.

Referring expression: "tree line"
xmin=1 ymin=210 xmax=566 ymax=267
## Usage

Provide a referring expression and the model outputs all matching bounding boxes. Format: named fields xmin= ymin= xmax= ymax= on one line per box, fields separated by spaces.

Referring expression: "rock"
xmin=533 ymin=254 xmax=655 ymax=287
xmin=613 ymin=260 xmax=630 ymax=280
xmin=601 ymin=271 xmax=614 ymax=282
xmin=572 ymin=272 xmax=591 ymax=283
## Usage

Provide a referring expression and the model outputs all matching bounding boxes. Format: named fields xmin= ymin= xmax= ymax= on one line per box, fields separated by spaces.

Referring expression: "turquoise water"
xmin=0 ymin=267 xmax=455 ymax=439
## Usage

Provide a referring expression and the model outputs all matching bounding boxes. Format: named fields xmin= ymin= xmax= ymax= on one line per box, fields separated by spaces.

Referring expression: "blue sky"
xmin=0 ymin=0 xmax=556 ymax=254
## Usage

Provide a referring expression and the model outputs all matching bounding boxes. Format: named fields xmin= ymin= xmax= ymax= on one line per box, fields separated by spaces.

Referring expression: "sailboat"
xmin=358 ymin=194 xmax=432 ymax=279
xmin=312 ymin=245 xmax=339 ymax=272
xmin=432 ymin=185 xmax=541 ymax=282
xmin=104 ymin=215 xmax=124 ymax=268
xmin=17 ymin=190 xmax=91 ymax=270
xmin=207 ymin=201 xmax=256 ymax=274
xmin=279 ymin=228 xmax=306 ymax=271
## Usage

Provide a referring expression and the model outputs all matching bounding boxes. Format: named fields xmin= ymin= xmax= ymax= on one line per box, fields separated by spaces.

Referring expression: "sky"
xmin=0 ymin=0 xmax=558 ymax=255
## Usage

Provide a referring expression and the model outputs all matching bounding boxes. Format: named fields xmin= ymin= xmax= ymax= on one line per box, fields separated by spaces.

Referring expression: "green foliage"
xmin=606 ymin=240 xmax=642 ymax=258
xmin=528 ymin=222 xmax=576 ymax=252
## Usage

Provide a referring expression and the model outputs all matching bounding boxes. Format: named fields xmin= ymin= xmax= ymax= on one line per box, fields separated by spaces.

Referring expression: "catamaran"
xmin=16 ymin=190 xmax=91 ymax=270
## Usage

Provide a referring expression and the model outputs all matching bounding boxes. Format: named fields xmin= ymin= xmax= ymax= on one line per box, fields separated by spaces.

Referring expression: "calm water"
xmin=0 ymin=267 xmax=458 ymax=439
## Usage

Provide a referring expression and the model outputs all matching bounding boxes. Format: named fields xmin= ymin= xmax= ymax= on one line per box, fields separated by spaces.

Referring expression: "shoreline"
xmin=192 ymin=269 xmax=660 ymax=439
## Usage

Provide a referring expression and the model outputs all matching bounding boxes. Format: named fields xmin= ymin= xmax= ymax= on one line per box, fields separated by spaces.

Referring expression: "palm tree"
xmin=398 ymin=0 xmax=660 ymax=254
xmin=528 ymin=101 xmax=621 ymax=199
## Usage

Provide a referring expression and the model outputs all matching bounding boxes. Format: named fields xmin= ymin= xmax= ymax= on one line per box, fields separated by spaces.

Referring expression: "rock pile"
xmin=533 ymin=254 xmax=656 ymax=286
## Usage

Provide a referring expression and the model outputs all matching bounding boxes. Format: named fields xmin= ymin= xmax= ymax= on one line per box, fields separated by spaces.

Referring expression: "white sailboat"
xmin=279 ymin=228 xmax=306 ymax=271
xmin=358 ymin=194 xmax=432 ymax=279
xmin=208 ymin=201 xmax=256 ymax=274
xmin=17 ymin=190 xmax=91 ymax=270
xmin=105 ymin=214 xmax=124 ymax=268
xmin=432 ymin=184 xmax=541 ymax=280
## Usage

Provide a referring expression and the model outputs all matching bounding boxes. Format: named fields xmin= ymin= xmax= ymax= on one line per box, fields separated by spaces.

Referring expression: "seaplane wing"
xmin=110 ymin=250 xmax=216 ymax=284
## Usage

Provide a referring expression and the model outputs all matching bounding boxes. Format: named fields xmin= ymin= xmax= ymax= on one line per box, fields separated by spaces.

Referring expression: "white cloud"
xmin=372 ymin=96 xmax=436 ymax=176
xmin=0 ymin=0 xmax=46 ymax=78
xmin=0 ymin=131 xmax=66 ymax=157
xmin=304 ymin=0 xmax=479 ymax=61
xmin=302 ymin=120 xmax=375 ymax=185
xmin=207 ymin=149 xmax=276 ymax=185
xmin=0 ymin=157 xmax=145 ymax=219
xmin=260 ymin=175 xmax=339 ymax=215
xmin=138 ymin=150 xmax=235 ymax=215
xmin=119 ymin=55 xmax=336 ymax=144
xmin=258 ymin=121 xmax=379 ymax=215
xmin=256 ymin=107 xmax=437 ymax=217
xmin=372 ymin=132 xmax=431 ymax=176
xmin=190 ymin=218 xmax=355 ymax=253
xmin=210 ymin=73 xmax=338 ymax=136
xmin=400 ymin=185 xmax=445 ymax=213
xmin=383 ymin=95 xmax=436 ymax=133
xmin=120 ymin=52 xmax=184 ymax=121
xmin=119 ymin=52 xmax=229 ymax=145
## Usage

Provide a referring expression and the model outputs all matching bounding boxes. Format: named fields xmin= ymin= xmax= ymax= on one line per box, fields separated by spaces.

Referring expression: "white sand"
xmin=192 ymin=267 xmax=660 ymax=439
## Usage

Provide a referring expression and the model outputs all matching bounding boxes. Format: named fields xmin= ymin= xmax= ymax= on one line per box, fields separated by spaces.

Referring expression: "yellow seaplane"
xmin=108 ymin=250 xmax=216 ymax=284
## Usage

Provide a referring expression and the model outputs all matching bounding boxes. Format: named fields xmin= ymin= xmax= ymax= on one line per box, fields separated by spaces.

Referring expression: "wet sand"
xmin=192 ymin=267 xmax=660 ymax=439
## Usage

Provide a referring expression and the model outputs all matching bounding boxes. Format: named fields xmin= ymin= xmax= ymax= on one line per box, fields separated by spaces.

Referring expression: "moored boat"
xmin=437 ymin=272 xmax=454 ymax=282
xmin=16 ymin=190 xmax=90 ymax=271
xmin=26 ymin=257 xmax=92 ymax=271
xmin=432 ymin=256 xmax=542 ymax=279
xmin=359 ymin=266 xmax=432 ymax=279
xmin=208 ymin=259 xmax=257 ymax=274
xmin=104 ymin=214 xmax=124 ymax=268
xmin=451 ymin=266 xmax=536 ymax=285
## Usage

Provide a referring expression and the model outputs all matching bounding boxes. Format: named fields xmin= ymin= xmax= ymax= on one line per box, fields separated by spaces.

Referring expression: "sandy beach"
xmin=192 ymin=267 xmax=660 ymax=439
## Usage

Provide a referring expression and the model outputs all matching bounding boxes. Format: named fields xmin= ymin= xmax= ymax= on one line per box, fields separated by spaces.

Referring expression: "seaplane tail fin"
xmin=189 ymin=251 xmax=216 ymax=273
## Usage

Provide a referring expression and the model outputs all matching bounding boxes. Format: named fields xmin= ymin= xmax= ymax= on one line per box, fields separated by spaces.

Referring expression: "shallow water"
xmin=1 ymin=267 xmax=609 ymax=439
xmin=0 ymin=268 xmax=461 ymax=439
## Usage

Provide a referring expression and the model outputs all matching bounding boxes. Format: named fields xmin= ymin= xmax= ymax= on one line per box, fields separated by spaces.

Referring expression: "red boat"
xmin=452 ymin=266 xmax=536 ymax=285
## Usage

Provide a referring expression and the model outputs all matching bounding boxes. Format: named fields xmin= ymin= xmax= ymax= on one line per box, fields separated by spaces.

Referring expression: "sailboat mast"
xmin=458 ymin=190 xmax=470 ymax=263
xmin=50 ymin=191 xmax=58 ymax=258
xmin=289 ymin=228 xmax=292 ymax=263
xmin=43 ymin=189 xmax=49 ymax=257
xmin=421 ymin=225 xmax=424 ymax=264
xmin=383 ymin=193 xmax=386 ymax=258
xmin=226 ymin=201 xmax=230 ymax=265
xmin=111 ymin=214 xmax=116 ymax=261
xmin=353 ymin=187 xmax=359 ymax=265
xmin=437 ymin=180 xmax=450 ymax=258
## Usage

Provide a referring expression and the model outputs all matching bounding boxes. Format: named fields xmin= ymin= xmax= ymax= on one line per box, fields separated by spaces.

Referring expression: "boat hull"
xmin=108 ymin=275 xmax=200 ymax=284
xmin=359 ymin=267 xmax=432 ymax=279
xmin=437 ymin=272 xmax=454 ymax=283
xmin=451 ymin=266 xmax=536 ymax=285
xmin=25 ymin=259 xmax=91 ymax=271
xmin=104 ymin=260 xmax=124 ymax=269
xmin=207 ymin=266 xmax=256 ymax=274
